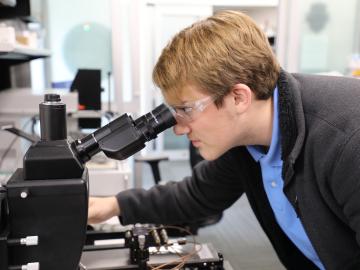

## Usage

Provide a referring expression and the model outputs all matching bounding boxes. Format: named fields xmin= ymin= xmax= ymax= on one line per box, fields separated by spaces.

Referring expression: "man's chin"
xmin=198 ymin=148 xmax=222 ymax=161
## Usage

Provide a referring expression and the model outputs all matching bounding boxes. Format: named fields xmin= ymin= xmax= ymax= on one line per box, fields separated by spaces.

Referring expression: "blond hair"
xmin=153 ymin=10 xmax=280 ymax=106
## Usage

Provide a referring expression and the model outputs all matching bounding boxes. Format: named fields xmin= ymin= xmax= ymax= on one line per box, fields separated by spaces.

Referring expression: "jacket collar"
xmin=277 ymin=69 xmax=306 ymax=185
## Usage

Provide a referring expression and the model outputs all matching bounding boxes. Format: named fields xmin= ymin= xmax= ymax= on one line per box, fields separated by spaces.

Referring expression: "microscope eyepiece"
xmin=44 ymin=93 xmax=61 ymax=102
xmin=39 ymin=94 xmax=67 ymax=141
xmin=73 ymin=104 xmax=176 ymax=162
xmin=134 ymin=104 xmax=176 ymax=141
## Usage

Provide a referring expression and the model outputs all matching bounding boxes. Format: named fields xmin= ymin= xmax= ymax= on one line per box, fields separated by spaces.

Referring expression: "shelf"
xmin=0 ymin=88 xmax=78 ymax=115
xmin=0 ymin=45 xmax=50 ymax=62
xmin=0 ymin=45 xmax=50 ymax=90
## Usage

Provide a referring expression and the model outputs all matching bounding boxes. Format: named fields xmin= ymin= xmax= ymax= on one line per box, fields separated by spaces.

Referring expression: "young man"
xmin=88 ymin=10 xmax=360 ymax=269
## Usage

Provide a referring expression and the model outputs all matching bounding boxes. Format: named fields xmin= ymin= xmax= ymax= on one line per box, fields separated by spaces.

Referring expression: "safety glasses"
xmin=170 ymin=96 xmax=215 ymax=124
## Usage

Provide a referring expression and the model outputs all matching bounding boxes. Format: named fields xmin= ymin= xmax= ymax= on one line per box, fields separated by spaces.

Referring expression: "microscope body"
xmin=5 ymin=167 xmax=88 ymax=270
xmin=2 ymin=96 xmax=88 ymax=270
xmin=0 ymin=94 xmax=176 ymax=270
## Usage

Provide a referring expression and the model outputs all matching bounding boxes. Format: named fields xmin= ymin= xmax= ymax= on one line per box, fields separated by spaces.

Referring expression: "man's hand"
xmin=88 ymin=196 xmax=121 ymax=224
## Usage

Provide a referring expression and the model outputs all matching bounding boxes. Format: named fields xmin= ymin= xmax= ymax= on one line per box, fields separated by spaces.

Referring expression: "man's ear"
xmin=231 ymin=83 xmax=252 ymax=109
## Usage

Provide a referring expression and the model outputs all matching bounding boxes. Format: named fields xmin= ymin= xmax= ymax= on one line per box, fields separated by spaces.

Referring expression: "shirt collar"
xmin=247 ymin=87 xmax=282 ymax=166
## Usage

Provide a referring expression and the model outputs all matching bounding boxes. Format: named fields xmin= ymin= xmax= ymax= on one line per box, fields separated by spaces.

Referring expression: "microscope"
xmin=0 ymin=94 xmax=176 ymax=270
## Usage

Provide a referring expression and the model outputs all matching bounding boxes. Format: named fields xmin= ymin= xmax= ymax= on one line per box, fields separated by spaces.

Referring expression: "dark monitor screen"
xmin=0 ymin=0 xmax=30 ymax=19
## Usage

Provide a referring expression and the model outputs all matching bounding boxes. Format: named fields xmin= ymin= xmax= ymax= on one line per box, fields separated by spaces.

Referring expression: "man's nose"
xmin=173 ymin=122 xmax=190 ymax=135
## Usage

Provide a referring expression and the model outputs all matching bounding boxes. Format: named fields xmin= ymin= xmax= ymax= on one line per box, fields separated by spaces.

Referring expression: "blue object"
xmin=51 ymin=81 xmax=73 ymax=89
xmin=246 ymin=87 xmax=325 ymax=270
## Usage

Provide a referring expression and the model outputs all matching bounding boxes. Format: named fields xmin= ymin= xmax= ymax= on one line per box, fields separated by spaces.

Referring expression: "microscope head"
xmin=1 ymin=94 xmax=176 ymax=270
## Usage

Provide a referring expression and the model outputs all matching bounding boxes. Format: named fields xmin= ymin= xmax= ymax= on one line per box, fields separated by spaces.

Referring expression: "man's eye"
xmin=183 ymin=107 xmax=193 ymax=113
xmin=176 ymin=107 xmax=192 ymax=114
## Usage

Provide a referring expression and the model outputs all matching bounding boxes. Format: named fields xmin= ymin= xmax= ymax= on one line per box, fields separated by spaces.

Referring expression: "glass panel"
xmin=45 ymin=0 xmax=113 ymax=100
xmin=298 ymin=0 xmax=360 ymax=76
xmin=163 ymin=128 xmax=189 ymax=150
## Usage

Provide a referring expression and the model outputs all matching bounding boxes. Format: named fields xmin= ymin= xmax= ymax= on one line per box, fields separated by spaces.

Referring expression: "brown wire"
xmin=147 ymin=225 xmax=202 ymax=270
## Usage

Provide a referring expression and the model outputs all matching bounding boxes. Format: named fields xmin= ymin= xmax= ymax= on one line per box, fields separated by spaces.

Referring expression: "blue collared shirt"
xmin=246 ymin=87 xmax=324 ymax=270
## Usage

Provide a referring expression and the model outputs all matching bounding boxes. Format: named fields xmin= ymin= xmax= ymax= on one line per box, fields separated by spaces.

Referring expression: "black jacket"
xmin=117 ymin=70 xmax=360 ymax=270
